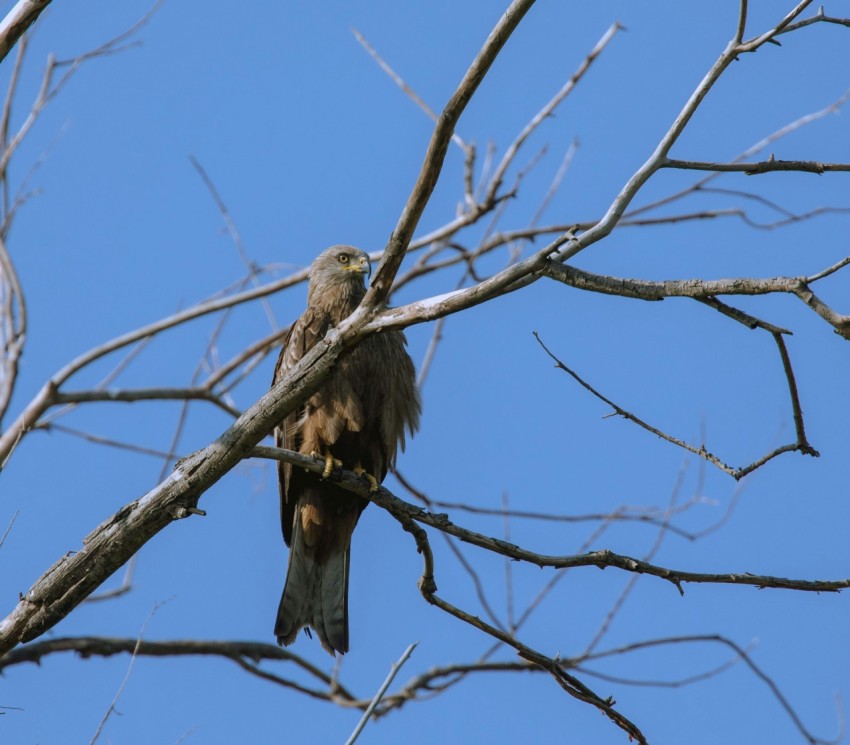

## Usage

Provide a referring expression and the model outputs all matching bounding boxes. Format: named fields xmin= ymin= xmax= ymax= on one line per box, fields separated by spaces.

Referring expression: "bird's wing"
xmin=272 ymin=306 xmax=329 ymax=546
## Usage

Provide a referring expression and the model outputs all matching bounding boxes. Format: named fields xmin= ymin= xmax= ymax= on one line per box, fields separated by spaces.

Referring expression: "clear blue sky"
xmin=1 ymin=1 xmax=849 ymax=743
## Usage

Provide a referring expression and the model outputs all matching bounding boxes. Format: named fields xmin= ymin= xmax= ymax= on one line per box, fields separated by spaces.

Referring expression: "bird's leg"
xmin=322 ymin=451 xmax=342 ymax=479
xmin=311 ymin=450 xmax=343 ymax=479
xmin=353 ymin=465 xmax=379 ymax=493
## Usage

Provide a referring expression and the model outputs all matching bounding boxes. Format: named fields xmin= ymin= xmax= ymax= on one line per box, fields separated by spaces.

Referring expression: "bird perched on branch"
xmin=272 ymin=245 xmax=421 ymax=655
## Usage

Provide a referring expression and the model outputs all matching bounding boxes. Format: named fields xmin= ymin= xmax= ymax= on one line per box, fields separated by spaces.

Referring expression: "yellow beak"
xmin=344 ymin=256 xmax=371 ymax=277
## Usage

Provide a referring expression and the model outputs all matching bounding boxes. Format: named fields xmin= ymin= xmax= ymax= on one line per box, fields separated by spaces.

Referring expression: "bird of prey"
xmin=272 ymin=245 xmax=421 ymax=655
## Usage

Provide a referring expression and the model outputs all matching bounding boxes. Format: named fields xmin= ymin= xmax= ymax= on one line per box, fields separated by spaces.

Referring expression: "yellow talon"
xmin=313 ymin=451 xmax=342 ymax=479
xmin=354 ymin=467 xmax=379 ymax=493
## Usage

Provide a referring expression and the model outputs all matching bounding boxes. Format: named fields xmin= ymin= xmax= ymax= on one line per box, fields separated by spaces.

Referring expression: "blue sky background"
xmin=1 ymin=1 xmax=849 ymax=743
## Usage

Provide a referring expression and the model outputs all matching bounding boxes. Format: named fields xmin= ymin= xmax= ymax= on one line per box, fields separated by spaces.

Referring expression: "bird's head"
xmin=307 ymin=245 xmax=372 ymax=306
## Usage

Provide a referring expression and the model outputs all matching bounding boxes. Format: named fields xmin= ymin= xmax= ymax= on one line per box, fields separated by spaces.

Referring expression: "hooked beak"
xmin=345 ymin=255 xmax=371 ymax=277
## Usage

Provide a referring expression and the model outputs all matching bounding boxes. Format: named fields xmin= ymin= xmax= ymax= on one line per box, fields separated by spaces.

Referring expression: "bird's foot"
xmin=312 ymin=451 xmax=343 ymax=479
xmin=353 ymin=466 xmax=379 ymax=493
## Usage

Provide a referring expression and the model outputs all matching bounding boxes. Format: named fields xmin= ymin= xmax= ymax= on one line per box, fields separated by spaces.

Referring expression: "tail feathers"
xmin=275 ymin=520 xmax=349 ymax=656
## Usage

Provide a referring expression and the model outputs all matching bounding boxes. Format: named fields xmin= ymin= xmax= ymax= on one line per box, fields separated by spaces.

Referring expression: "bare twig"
xmin=583 ymin=634 xmax=842 ymax=745
xmin=533 ymin=332 xmax=818 ymax=480
xmin=0 ymin=234 xmax=25 ymax=425
xmin=52 ymin=387 xmax=240 ymax=418
xmin=393 ymin=483 xmax=703 ymax=539
xmin=501 ymin=492 xmax=515 ymax=632
xmin=438 ymin=531 xmax=506 ymax=632
xmin=738 ymin=0 xmax=819 ymax=52
xmin=189 ymin=155 xmax=278 ymax=330
xmin=0 ymin=34 xmax=27 ymax=219
xmin=203 ymin=327 xmax=289 ymax=391
xmin=387 ymin=506 xmax=648 ymax=743
xmin=484 ymin=22 xmax=621 ymax=204
xmin=38 ymin=422 xmax=180 ymax=460
xmin=345 ymin=643 xmax=417 ymax=745
xmin=90 ymin=600 xmax=167 ymax=744
xmin=0 ymin=510 xmax=17 ymax=550
xmin=352 ymin=29 xmax=469 ymax=155
xmin=583 ymin=462 xmax=687 ymax=656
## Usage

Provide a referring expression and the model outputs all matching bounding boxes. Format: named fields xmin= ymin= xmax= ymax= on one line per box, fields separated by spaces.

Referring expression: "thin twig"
xmin=484 ymin=22 xmax=621 ymax=204
xmin=352 ymin=29 xmax=469 ymax=154
xmin=0 ymin=510 xmax=17 ymax=550
xmin=189 ymin=155 xmax=278 ymax=330
xmin=534 ymin=332 xmax=786 ymax=479
xmin=39 ymin=422 xmax=181 ymax=460
xmin=90 ymin=600 xmax=168 ymax=744
xmin=388 ymin=508 xmax=648 ymax=743
xmin=345 ymin=643 xmax=417 ymax=745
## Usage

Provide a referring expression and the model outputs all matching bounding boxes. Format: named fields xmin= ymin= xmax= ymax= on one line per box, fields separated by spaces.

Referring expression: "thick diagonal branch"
xmin=364 ymin=0 xmax=537 ymax=308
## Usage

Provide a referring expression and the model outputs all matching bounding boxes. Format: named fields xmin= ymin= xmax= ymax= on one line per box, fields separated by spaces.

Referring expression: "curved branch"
xmin=252 ymin=446 xmax=850 ymax=594
xmin=2 ymin=630 xmax=836 ymax=743
xmin=383 ymin=484 xmax=648 ymax=743
xmin=0 ymin=636 xmax=355 ymax=702
xmin=533 ymin=329 xmax=819 ymax=480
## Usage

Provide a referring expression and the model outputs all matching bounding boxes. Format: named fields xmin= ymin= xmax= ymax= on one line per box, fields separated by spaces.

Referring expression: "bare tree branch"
xmin=0 ymin=0 xmax=50 ymax=64
xmin=533 ymin=331 xmax=819 ymax=480
xmin=253 ymin=446 xmax=850 ymax=594
xmin=582 ymin=634 xmax=843 ymax=745
xmin=52 ymin=388 xmax=240 ymax=418
xmin=189 ymin=155 xmax=278 ymax=330
xmin=387 ymin=499 xmax=649 ymax=743
xmin=363 ymin=0 xmax=538 ymax=307
xmin=483 ymin=22 xmax=621 ymax=204
xmin=1 ymin=630 xmax=837 ymax=744
xmin=0 ymin=636 xmax=353 ymax=700
xmin=90 ymin=602 xmax=165 ymax=744
xmin=352 ymin=29 xmax=470 ymax=155
xmin=345 ymin=643 xmax=417 ymax=745
xmin=542 ymin=261 xmax=850 ymax=340
xmin=663 ymin=156 xmax=850 ymax=175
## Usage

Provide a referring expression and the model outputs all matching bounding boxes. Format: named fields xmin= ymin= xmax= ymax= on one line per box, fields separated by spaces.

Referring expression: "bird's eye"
xmin=338 ymin=254 xmax=349 ymax=264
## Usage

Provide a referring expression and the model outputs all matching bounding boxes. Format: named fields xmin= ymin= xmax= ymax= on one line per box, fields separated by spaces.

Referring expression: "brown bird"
xmin=272 ymin=245 xmax=421 ymax=655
